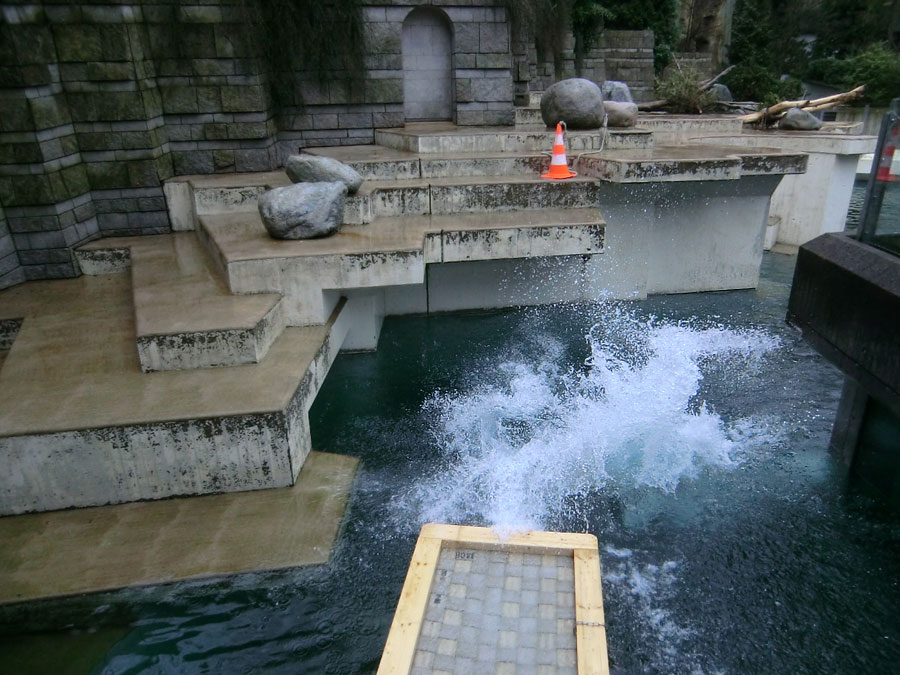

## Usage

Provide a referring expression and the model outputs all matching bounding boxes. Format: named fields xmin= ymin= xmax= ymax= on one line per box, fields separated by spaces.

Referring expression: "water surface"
xmin=2 ymin=253 xmax=898 ymax=674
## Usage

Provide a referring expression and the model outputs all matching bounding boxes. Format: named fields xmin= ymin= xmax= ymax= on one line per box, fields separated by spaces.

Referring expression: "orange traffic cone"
xmin=541 ymin=122 xmax=576 ymax=180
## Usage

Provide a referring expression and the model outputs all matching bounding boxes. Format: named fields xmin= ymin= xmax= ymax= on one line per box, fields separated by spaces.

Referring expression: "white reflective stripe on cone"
xmin=551 ymin=153 xmax=567 ymax=165
xmin=555 ymin=133 xmax=564 ymax=145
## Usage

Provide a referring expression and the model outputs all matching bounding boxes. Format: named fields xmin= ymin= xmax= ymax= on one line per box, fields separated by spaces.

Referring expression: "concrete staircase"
xmin=0 ymin=119 xmax=810 ymax=516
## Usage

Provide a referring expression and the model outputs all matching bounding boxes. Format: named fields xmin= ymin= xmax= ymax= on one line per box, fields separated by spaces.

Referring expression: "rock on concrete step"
xmin=198 ymin=207 xmax=605 ymax=325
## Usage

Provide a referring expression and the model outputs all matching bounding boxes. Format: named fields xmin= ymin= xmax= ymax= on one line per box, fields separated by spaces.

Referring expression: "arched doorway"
xmin=402 ymin=7 xmax=453 ymax=121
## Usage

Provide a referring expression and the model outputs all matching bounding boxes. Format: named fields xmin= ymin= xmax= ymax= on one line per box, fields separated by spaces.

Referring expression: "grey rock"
xmin=258 ymin=182 xmax=347 ymax=240
xmin=779 ymin=107 xmax=823 ymax=131
xmin=540 ymin=78 xmax=606 ymax=130
xmin=603 ymin=101 xmax=638 ymax=128
xmin=284 ymin=154 xmax=363 ymax=194
xmin=709 ymin=83 xmax=733 ymax=102
xmin=601 ymin=80 xmax=633 ymax=103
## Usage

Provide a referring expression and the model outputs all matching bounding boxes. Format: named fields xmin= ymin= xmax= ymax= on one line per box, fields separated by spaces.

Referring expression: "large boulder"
xmin=540 ymin=78 xmax=606 ymax=129
xmin=601 ymin=80 xmax=633 ymax=103
xmin=709 ymin=83 xmax=733 ymax=102
xmin=258 ymin=182 xmax=347 ymax=240
xmin=285 ymin=154 xmax=363 ymax=194
xmin=779 ymin=107 xmax=823 ymax=131
xmin=603 ymin=101 xmax=638 ymax=128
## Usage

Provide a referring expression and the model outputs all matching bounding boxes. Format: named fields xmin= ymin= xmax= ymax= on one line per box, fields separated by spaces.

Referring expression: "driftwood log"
xmin=737 ymin=85 xmax=866 ymax=125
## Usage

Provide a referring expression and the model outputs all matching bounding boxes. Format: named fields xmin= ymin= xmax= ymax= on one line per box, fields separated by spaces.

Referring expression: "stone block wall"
xmin=278 ymin=1 xmax=514 ymax=152
xmin=0 ymin=0 xmax=284 ymax=284
xmin=599 ymin=30 xmax=655 ymax=103
xmin=0 ymin=203 xmax=22 ymax=289
xmin=669 ymin=51 xmax=714 ymax=79
xmin=515 ymin=30 xmax=653 ymax=104
xmin=0 ymin=3 xmax=98 ymax=280
xmin=146 ymin=2 xmax=278 ymax=174
xmin=0 ymin=1 xmax=656 ymax=287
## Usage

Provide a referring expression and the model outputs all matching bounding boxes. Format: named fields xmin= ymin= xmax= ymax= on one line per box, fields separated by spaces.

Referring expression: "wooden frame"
xmin=378 ymin=523 xmax=610 ymax=675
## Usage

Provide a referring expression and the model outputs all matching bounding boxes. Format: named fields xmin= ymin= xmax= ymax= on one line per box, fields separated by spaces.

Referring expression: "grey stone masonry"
xmin=0 ymin=1 xmax=656 ymax=286
xmin=0 ymin=205 xmax=23 ymax=290
xmin=668 ymin=51 xmax=714 ymax=79
xmin=600 ymin=30 xmax=655 ymax=104
xmin=518 ymin=30 xmax=653 ymax=105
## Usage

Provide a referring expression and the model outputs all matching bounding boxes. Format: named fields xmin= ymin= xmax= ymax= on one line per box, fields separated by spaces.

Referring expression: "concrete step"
xmin=374 ymin=122 xmax=651 ymax=153
xmin=345 ymin=174 xmax=600 ymax=224
xmin=199 ymin=207 xmax=605 ymax=327
xmin=78 ymin=234 xmax=284 ymax=372
xmin=308 ymin=146 xmax=554 ymax=181
xmin=0 ymin=273 xmax=351 ymax=514
xmin=174 ymin=170 xmax=600 ymax=226
xmin=515 ymin=106 xmax=543 ymax=126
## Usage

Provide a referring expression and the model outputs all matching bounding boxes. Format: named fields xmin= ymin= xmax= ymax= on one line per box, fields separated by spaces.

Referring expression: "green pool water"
xmin=1 ymin=252 xmax=898 ymax=674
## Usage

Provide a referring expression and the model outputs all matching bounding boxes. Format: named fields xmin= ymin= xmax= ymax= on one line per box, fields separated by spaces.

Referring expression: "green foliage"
xmin=807 ymin=44 xmax=900 ymax=106
xmin=572 ymin=0 xmax=614 ymax=50
xmin=239 ymin=0 xmax=364 ymax=106
xmin=724 ymin=0 xmax=808 ymax=101
xmin=815 ymin=0 xmax=900 ymax=58
xmin=654 ymin=64 xmax=716 ymax=113
xmin=503 ymin=0 xmax=613 ymax=74
xmin=724 ymin=63 xmax=802 ymax=102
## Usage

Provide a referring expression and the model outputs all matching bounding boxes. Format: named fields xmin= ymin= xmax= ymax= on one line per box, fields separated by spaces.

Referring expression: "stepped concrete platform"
xmin=78 ymin=234 xmax=284 ymax=372
xmin=636 ymin=114 xmax=744 ymax=143
xmin=0 ymin=272 xmax=350 ymax=515
xmin=696 ymin=130 xmax=877 ymax=248
xmin=0 ymin=121 xmax=819 ymax=518
xmin=515 ymin=105 xmax=543 ymax=126
xmin=374 ymin=121 xmax=652 ymax=153
xmin=200 ymin=208 xmax=605 ymax=328
xmin=0 ymin=451 xmax=357 ymax=603
xmin=577 ymin=145 xmax=807 ymax=183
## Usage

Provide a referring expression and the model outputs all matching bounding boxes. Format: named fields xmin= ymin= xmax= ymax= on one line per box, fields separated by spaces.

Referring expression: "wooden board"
xmin=377 ymin=523 xmax=609 ymax=675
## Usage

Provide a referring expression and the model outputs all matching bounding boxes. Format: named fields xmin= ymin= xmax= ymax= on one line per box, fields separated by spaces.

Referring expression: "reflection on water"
xmin=1 ymin=253 xmax=899 ymax=674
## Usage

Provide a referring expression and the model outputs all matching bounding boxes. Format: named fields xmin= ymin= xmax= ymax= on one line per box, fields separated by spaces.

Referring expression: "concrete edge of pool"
xmin=0 ymin=451 xmax=358 ymax=605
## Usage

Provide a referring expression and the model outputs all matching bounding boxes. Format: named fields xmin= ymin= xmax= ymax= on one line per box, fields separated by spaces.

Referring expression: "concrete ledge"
xmin=0 ymin=451 xmax=358 ymax=603
xmin=787 ymin=233 xmax=900 ymax=413
xmin=200 ymin=209 xmax=605 ymax=325
xmin=81 ymin=234 xmax=287 ymax=372
xmin=374 ymin=124 xmax=652 ymax=153
xmin=0 ymin=318 xmax=22 ymax=351
xmin=0 ymin=273 xmax=350 ymax=514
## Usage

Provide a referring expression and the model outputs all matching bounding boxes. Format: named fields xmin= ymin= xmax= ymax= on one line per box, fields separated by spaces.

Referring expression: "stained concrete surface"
xmin=0 ymin=451 xmax=357 ymax=604
xmin=0 ymin=273 xmax=329 ymax=435
xmin=203 ymin=208 xmax=603 ymax=263
xmin=81 ymin=233 xmax=280 ymax=337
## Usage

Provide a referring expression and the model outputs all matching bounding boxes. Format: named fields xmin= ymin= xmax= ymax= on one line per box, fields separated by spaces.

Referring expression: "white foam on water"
xmin=605 ymin=556 xmax=701 ymax=670
xmin=398 ymin=306 xmax=782 ymax=531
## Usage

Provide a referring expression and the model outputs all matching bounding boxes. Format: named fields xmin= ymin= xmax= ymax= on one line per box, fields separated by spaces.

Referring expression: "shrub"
xmin=724 ymin=64 xmax=803 ymax=103
xmin=655 ymin=65 xmax=716 ymax=113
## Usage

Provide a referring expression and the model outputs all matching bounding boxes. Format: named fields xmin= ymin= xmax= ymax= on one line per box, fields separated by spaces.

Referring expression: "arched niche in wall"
xmin=401 ymin=7 xmax=454 ymax=122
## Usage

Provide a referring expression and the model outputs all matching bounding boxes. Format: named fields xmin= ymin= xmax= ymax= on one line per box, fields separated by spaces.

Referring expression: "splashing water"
xmin=402 ymin=306 xmax=782 ymax=530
